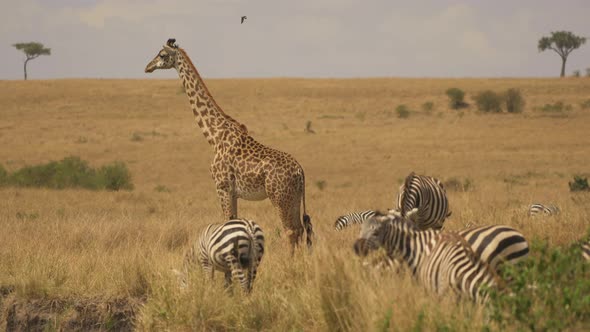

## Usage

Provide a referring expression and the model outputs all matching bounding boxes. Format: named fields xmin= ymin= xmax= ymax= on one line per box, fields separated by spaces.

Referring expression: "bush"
xmin=443 ymin=177 xmax=473 ymax=191
xmin=1 ymin=156 xmax=133 ymax=191
xmin=580 ymin=99 xmax=590 ymax=110
xmin=474 ymin=90 xmax=503 ymax=113
xmin=488 ymin=240 xmax=590 ymax=331
xmin=421 ymin=101 xmax=434 ymax=113
xmin=569 ymin=175 xmax=590 ymax=192
xmin=573 ymin=70 xmax=581 ymax=77
xmin=395 ymin=105 xmax=411 ymax=118
xmin=0 ymin=164 xmax=7 ymax=185
xmin=539 ymin=101 xmax=572 ymax=112
xmin=445 ymin=88 xmax=468 ymax=109
xmin=98 ymin=162 xmax=134 ymax=191
xmin=504 ymin=88 xmax=525 ymax=113
xmin=586 ymin=68 xmax=590 ymax=77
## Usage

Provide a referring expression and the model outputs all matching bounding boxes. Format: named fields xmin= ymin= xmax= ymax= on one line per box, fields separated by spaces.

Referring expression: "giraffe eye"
xmin=159 ymin=54 xmax=166 ymax=58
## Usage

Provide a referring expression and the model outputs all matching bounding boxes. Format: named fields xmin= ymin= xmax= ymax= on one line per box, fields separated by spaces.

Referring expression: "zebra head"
xmin=353 ymin=212 xmax=391 ymax=257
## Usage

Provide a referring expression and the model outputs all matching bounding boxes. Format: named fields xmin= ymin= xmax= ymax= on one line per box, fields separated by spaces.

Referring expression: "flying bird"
xmin=241 ymin=16 xmax=247 ymax=24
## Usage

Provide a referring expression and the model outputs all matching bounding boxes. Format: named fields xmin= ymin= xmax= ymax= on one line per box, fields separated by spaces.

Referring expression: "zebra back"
xmin=528 ymin=203 xmax=560 ymax=217
xmin=334 ymin=210 xmax=377 ymax=230
xmin=419 ymin=231 xmax=504 ymax=302
xmin=396 ymin=172 xmax=451 ymax=230
xmin=458 ymin=224 xmax=529 ymax=270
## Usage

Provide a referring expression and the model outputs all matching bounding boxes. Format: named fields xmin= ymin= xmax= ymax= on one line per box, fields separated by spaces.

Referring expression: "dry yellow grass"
xmin=1 ymin=78 xmax=589 ymax=330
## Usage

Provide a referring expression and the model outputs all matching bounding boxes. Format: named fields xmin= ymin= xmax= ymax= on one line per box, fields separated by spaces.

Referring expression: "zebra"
xmin=396 ymin=172 xmax=451 ymax=230
xmin=582 ymin=240 xmax=590 ymax=261
xmin=527 ymin=203 xmax=560 ymax=217
xmin=337 ymin=209 xmax=529 ymax=271
xmin=180 ymin=218 xmax=265 ymax=293
xmin=335 ymin=210 xmax=378 ymax=230
xmin=353 ymin=212 xmax=504 ymax=302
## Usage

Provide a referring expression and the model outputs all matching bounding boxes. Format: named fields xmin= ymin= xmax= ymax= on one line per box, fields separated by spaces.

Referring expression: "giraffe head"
xmin=145 ymin=38 xmax=179 ymax=73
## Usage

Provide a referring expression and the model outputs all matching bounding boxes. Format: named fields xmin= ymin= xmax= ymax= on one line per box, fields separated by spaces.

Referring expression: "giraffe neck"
xmin=174 ymin=48 xmax=246 ymax=146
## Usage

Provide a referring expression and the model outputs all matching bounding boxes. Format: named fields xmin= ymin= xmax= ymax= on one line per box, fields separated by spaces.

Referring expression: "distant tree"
xmin=12 ymin=42 xmax=51 ymax=80
xmin=538 ymin=31 xmax=586 ymax=77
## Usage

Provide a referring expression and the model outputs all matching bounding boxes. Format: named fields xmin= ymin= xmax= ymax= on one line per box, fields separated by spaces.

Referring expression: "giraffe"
xmin=145 ymin=38 xmax=313 ymax=252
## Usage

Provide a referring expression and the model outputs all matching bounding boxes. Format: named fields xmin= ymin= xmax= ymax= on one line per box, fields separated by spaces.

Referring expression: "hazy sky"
xmin=1 ymin=0 xmax=589 ymax=79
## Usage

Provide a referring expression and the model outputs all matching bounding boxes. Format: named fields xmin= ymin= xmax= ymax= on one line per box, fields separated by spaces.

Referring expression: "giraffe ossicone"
xmin=145 ymin=38 xmax=314 ymax=252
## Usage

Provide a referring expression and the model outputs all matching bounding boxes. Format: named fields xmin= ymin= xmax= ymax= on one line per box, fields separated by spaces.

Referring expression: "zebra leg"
xmin=225 ymin=255 xmax=249 ymax=293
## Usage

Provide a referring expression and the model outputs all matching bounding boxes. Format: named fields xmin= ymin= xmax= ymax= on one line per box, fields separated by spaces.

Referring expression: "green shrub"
xmin=539 ymin=101 xmax=572 ymax=112
xmin=580 ymin=99 xmax=590 ymax=110
xmin=445 ymin=88 xmax=468 ymax=109
xmin=586 ymin=68 xmax=590 ymax=77
xmin=474 ymin=90 xmax=503 ymax=113
xmin=504 ymin=88 xmax=525 ymax=113
xmin=2 ymin=156 xmax=133 ymax=191
xmin=443 ymin=177 xmax=473 ymax=191
xmin=98 ymin=162 xmax=134 ymax=191
xmin=0 ymin=164 xmax=7 ymax=186
xmin=421 ymin=101 xmax=434 ymax=113
xmin=569 ymin=175 xmax=590 ymax=192
xmin=396 ymin=105 xmax=411 ymax=118
xmin=573 ymin=70 xmax=581 ymax=77
xmin=488 ymin=240 xmax=590 ymax=331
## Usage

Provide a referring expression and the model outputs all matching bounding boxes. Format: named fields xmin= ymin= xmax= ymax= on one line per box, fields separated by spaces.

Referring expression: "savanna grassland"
xmin=1 ymin=77 xmax=589 ymax=331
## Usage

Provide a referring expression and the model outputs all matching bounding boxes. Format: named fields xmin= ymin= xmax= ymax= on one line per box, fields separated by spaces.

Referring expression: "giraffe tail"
xmin=301 ymin=170 xmax=313 ymax=249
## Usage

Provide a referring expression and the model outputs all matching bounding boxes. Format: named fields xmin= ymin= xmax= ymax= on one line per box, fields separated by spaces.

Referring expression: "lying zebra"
xmin=336 ymin=209 xmax=529 ymax=271
xmin=174 ymin=218 xmax=265 ymax=293
xmin=354 ymin=212 xmax=506 ymax=302
xmin=527 ymin=203 xmax=560 ymax=217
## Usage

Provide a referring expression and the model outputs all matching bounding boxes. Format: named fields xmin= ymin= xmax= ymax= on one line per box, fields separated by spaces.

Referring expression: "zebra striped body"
xmin=336 ymin=209 xmax=529 ymax=270
xmin=582 ymin=241 xmax=590 ymax=261
xmin=396 ymin=172 xmax=451 ymax=230
xmin=528 ymin=203 xmax=560 ymax=217
xmin=184 ymin=219 xmax=265 ymax=292
xmin=354 ymin=213 xmax=503 ymax=302
xmin=335 ymin=210 xmax=378 ymax=230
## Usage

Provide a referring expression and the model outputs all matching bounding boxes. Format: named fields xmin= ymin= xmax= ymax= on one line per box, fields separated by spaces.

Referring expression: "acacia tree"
xmin=12 ymin=42 xmax=51 ymax=80
xmin=538 ymin=31 xmax=586 ymax=77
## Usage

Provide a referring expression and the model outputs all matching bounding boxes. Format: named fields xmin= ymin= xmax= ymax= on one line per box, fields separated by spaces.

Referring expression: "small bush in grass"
xmin=445 ymin=88 xmax=468 ymax=109
xmin=98 ymin=162 xmax=134 ymax=191
xmin=443 ymin=177 xmax=473 ymax=191
xmin=586 ymin=68 xmax=590 ymax=77
xmin=395 ymin=105 xmax=411 ymax=118
xmin=569 ymin=175 xmax=590 ymax=192
xmin=474 ymin=90 xmax=503 ymax=113
xmin=580 ymin=99 xmax=590 ymax=109
xmin=0 ymin=164 xmax=7 ymax=186
xmin=421 ymin=101 xmax=434 ymax=113
xmin=539 ymin=101 xmax=572 ymax=112
xmin=1 ymin=156 xmax=133 ymax=191
xmin=504 ymin=88 xmax=525 ymax=113
xmin=488 ymin=240 xmax=590 ymax=331
xmin=573 ymin=70 xmax=581 ymax=77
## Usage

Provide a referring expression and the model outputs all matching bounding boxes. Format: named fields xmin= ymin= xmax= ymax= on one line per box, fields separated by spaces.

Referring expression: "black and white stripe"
xmin=528 ymin=203 xmax=560 ymax=217
xmin=396 ymin=172 xmax=451 ymax=230
xmin=353 ymin=213 xmax=503 ymax=302
xmin=334 ymin=210 xmax=378 ymax=230
xmin=335 ymin=210 xmax=529 ymax=270
xmin=182 ymin=218 xmax=265 ymax=292
xmin=582 ymin=240 xmax=590 ymax=261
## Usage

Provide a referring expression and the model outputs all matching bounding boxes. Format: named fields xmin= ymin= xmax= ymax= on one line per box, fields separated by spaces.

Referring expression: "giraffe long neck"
xmin=175 ymin=48 xmax=246 ymax=146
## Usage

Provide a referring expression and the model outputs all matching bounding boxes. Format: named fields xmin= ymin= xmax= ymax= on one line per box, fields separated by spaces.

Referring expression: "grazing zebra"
xmin=582 ymin=240 xmax=590 ymax=261
xmin=181 ymin=218 xmax=265 ymax=293
xmin=353 ymin=213 xmax=504 ymax=302
xmin=396 ymin=172 xmax=451 ymax=230
xmin=528 ymin=203 xmax=560 ymax=217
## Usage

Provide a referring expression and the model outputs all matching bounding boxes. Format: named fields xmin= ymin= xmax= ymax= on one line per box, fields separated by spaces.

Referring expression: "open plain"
xmin=1 ymin=78 xmax=589 ymax=330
